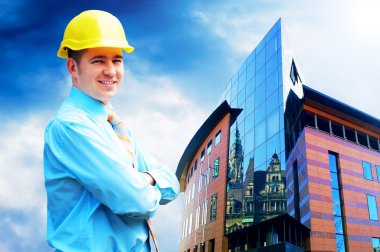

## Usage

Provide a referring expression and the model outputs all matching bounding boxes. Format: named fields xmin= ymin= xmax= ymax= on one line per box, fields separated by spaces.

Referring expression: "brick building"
xmin=176 ymin=18 xmax=380 ymax=252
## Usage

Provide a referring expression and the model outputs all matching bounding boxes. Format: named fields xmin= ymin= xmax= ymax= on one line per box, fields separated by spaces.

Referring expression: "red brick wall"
xmin=180 ymin=113 xmax=231 ymax=252
xmin=288 ymin=126 xmax=380 ymax=251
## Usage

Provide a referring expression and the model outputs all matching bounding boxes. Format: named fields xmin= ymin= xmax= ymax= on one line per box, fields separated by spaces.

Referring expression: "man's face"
xmin=68 ymin=47 xmax=124 ymax=104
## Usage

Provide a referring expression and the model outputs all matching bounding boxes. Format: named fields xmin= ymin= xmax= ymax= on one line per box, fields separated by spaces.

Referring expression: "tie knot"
xmin=108 ymin=110 xmax=121 ymax=126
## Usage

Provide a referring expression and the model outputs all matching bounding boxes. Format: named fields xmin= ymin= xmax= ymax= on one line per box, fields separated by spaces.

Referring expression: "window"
xmin=205 ymin=167 xmax=210 ymax=185
xmin=191 ymin=183 xmax=195 ymax=200
xmin=201 ymin=200 xmax=208 ymax=226
xmin=367 ymin=195 xmax=379 ymax=220
xmin=331 ymin=121 xmax=344 ymax=138
xmin=208 ymin=239 xmax=215 ymax=252
xmin=184 ymin=217 xmax=188 ymax=237
xmin=210 ymin=194 xmax=217 ymax=222
xmin=304 ymin=112 xmax=315 ymax=128
xmin=198 ymin=176 xmax=202 ymax=192
xmin=195 ymin=206 xmax=200 ymax=230
xmin=215 ymin=130 xmax=221 ymax=146
xmin=317 ymin=116 xmax=330 ymax=133
xmin=377 ymin=165 xmax=380 ymax=183
xmin=369 ymin=136 xmax=379 ymax=151
xmin=290 ymin=59 xmax=301 ymax=85
xmin=373 ymin=237 xmax=380 ymax=251
xmin=207 ymin=140 xmax=212 ymax=155
xmin=200 ymin=149 xmax=205 ymax=163
xmin=194 ymin=159 xmax=198 ymax=171
xmin=329 ymin=152 xmax=347 ymax=252
xmin=188 ymin=212 xmax=193 ymax=235
xmin=213 ymin=158 xmax=220 ymax=179
xmin=345 ymin=126 xmax=356 ymax=142
xmin=182 ymin=219 xmax=186 ymax=239
xmin=363 ymin=161 xmax=373 ymax=180
xmin=190 ymin=165 xmax=193 ymax=179
xmin=357 ymin=131 xmax=368 ymax=146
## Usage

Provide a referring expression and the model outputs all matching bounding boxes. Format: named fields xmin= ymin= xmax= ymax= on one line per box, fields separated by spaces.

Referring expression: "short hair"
xmin=67 ymin=48 xmax=87 ymax=64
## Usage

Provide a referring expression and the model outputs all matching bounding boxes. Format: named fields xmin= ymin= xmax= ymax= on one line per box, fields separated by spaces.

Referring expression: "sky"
xmin=1 ymin=0 xmax=380 ymax=251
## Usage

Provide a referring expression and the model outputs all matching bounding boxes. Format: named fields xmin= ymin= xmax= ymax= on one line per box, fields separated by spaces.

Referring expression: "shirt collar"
xmin=68 ymin=87 xmax=109 ymax=122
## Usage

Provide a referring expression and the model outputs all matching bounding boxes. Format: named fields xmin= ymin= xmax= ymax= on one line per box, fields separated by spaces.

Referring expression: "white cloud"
xmin=0 ymin=116 xmax=51 ymax=251
xmin=114 ymin=68 xmax=209 ymax=170
xmin=0 ymin=117 xmax=46 ymax=210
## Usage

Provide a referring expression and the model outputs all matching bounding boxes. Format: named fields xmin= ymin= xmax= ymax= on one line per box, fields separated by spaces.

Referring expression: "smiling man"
xmin=43 ymin=10 xmax=179 ymax=252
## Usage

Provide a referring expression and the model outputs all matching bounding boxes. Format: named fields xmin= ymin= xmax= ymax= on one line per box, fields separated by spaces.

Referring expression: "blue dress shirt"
xmin=44 ymin=87 xmax=179 ymax=252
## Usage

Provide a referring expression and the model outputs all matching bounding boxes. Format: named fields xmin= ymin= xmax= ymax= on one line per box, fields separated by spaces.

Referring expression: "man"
xmin=44 ymin=10 xmax=179 ymax=251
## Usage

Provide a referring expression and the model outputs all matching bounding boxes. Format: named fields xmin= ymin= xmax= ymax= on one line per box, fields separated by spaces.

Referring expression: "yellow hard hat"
xmin=57 ymin=10 xmax=134 ymax=58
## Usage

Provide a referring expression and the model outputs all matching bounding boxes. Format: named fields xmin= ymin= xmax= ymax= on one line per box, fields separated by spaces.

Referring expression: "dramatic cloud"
xmin=0 ymin=117 xmax=51 ymax=252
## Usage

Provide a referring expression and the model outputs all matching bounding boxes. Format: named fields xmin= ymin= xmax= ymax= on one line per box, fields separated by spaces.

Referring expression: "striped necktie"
xmin=108 ymin=109 xmax=160 ymax=252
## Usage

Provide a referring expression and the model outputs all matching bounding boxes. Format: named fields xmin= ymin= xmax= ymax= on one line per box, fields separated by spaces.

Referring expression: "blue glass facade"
xmin=219 ymin=19 xmax=297 ymax=234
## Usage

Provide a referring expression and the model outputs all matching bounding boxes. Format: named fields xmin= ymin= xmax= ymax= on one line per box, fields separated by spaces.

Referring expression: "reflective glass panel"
xmin=367 ymin=195 xmax=379 ymax=220
xmin=231 ymin=78 xmax=238 ymax=100
xmin=363 ymin=161 xmax=373 ymax=180
xmin=265 ymin=35 xmax=278 ymax=61
xmin=329 ymin=154 xmax=338 ymax=172
xmin=238 ymin=88 xmax=245 ymax=107
xmin=256 ymin=48 xmax=265 ymax=71
xmin=372 ymin=238 xmax=380 ymax=251
xmin=256 ymin=66 xmax=265 ymax=89
xmin=279 ymin=129 xmax=285 ymax=151
xmin=246 ymin=76 xmax=255 ymax=97
xmin=265 ymin=53 xmax=277 ymax=78
xmin=247 ymin=50 xmax=255 ymax=65
xmin=225 ymin=88 xmax=231 ymax=104
xmin=245 ymin=112 xmax=254 ymax=133
xmin=266 ymin=133 xmax=280 ymax=161
xmin=245 ymin=93 xmax=255 ymax=116
xmin=255 ymin=102 xmax=266 ymax=126
xmin=267 ymin=108 xmax=279 ymax=139
xmin=266 ymin=89 xmax=279 ymax=114
xmin=335 ymin=234 xmax=346 ymax=252
xmin=377 ymin=165 xmax=380 ymax=183
xmin=279 ymin=103 xmax=284 ymax=130
xmin=254 ymin=143 xmax=266 ymax=167
xmin=332 ymin=189 xmax=342 ymax=215
xmin=334 ymin=216 xmax=343 ymax=234
xmin=238 ymin=70 xmax=246 ymax=93
xmin=255 ymin=120 xmax=266 ymax=147
xmin=266 ymin=69 xmax=278 ymax=96
xmin=331 ymin=171 xmax=339 ymax=189
xmin=244 ymin=129 xmax=254 ymax=155
xmin=255 ymin=83 xmax=266 ymax=108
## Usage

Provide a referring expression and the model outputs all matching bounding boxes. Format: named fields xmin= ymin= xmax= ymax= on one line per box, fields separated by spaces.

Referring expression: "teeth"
xmin=100 ymin=81 xmax=115 ymax=85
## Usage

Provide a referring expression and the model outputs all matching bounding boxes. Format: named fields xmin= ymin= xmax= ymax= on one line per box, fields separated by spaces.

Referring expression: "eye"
xmin=91 ymin=59 xmax=104 ymax=64
xmin=113 ymin=59 xmax=123 ymax=63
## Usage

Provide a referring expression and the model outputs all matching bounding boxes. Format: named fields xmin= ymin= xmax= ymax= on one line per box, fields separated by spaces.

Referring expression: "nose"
xmin=103 ymin=61 xmax=116 ymax=76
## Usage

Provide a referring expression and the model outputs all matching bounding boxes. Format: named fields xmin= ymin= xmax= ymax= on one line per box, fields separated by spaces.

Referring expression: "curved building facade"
xmin=177 ymin=18 xmax=380 ymax=252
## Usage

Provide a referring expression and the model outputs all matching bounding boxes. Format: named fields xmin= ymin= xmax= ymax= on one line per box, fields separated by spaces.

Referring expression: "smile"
xmin=98 ymin=81 xmax=116 ymax=85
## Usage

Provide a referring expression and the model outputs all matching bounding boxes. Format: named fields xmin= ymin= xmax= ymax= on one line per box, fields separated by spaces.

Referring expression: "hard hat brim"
xmin=57 ymin=40 xmax=135 ymax=58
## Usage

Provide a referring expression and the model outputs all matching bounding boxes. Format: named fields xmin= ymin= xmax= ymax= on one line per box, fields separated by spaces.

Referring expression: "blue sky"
xmin=1 ymin=0 xmax=379 ymax=251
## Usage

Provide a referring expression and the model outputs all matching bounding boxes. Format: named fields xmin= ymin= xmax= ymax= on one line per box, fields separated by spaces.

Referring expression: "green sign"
xmin=242 ymin=218 xmax=254 ymax=223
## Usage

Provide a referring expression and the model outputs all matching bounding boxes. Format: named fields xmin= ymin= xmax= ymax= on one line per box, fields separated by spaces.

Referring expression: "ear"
xmin=66 ymin=58 xmax=79 ymax=80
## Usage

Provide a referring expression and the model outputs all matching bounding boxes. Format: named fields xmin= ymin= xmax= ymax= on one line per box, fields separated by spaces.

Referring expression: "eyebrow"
xmin=89 ymin=55 xmax=123 ymax=61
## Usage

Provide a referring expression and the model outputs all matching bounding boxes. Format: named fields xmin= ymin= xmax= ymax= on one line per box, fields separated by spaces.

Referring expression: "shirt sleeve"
xmin=46 ymin=118 xmax=162 ymax=219
xmin=133 ymin=141 xmax=180 ymax=205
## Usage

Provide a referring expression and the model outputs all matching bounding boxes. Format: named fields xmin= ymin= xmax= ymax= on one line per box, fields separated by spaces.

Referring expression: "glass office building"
xmin=177 ymin=17 xmax=380 ymax=252
xmin=218 ymin=18 xmax=304 ymax=234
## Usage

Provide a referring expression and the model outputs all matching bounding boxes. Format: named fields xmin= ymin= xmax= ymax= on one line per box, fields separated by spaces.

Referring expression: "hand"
xmin=141 ymin=172 xmax=156 ymax=186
